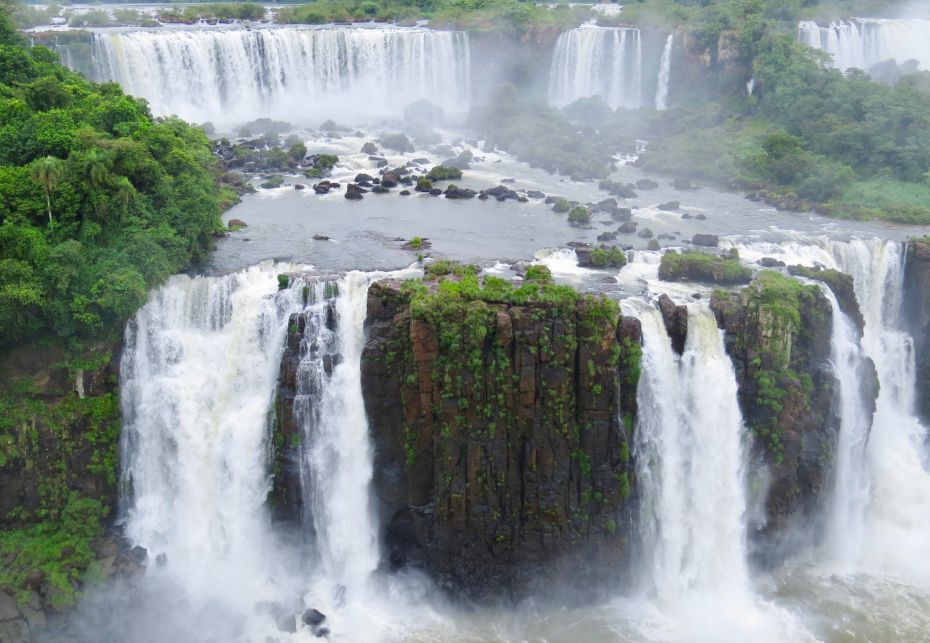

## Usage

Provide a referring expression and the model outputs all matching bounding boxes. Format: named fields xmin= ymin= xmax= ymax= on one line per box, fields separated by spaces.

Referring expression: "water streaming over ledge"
xmin=631 ymin=302 xmax=806 ymax=640
xmin=104 ymin=237 xmax=930 ymax=640
xmin=819 ymin=285 xmax=872 ymax=566
xmin=89 ymin=27 xmax=471 ymax=126
xmin=798 ymin=18 xmax=930 ymax=72
xmin=548 ymin=25 xmax=645 ymax=109
xmin=118 ymin=262 xmax=309 ymax=635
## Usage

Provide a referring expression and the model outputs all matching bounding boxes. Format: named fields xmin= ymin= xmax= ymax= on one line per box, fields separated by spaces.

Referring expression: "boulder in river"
xmin=657 ymin=201 xmax=680 ymax=211
xmin=617 ymin=221 xmax=638 ymax=234
xmin=302 ymin=608 xmax=326 ymax=627
xmin=635 ymin=178 xmax=659 ymax=190
xmin=227 ymin=219 xmax=247 ymax=229
xmin=691 ymin=234 xmax=719 ymax=247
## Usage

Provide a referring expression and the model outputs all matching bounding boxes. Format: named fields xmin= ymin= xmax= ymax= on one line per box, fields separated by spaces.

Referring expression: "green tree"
xmin=29 ymin=155 xmax=63 ymax=223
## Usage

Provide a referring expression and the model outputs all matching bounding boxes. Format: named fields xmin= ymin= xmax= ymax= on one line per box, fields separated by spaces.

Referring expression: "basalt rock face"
xmin=904 ymin=240 xmax=930 ymax=425
xmin=0 ymin=343 xmax=120 ymax=529
xmin=360 ymin=281 xmax=640 ymax=599
xmin=271 ymin=312 xmax=309 ymax=525
xmin=710 ymin=271 xmax=847 ymax=563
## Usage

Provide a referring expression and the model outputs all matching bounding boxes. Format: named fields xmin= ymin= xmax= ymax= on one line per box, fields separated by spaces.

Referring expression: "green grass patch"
xmin=0 ymin=494 xmax=108 ymax=608
xmin=658 ymin=251 xmax=752 ymax=285
xmin=832 ymin=179 xmax=930 ymax=224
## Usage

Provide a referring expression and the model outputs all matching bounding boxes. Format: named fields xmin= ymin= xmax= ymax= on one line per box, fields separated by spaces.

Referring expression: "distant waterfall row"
xmin=90 ymin=27 xmax=471 ymax=126
xmin=798 ymin=18 xmax=930 ymax=72
xmin=547 ymin=25 xmax=675 ymax=111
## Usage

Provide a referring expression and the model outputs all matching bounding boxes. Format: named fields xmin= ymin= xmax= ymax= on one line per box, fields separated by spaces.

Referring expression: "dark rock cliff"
xmin=904 ymin=240 xmax=930 ymax=426
xmin=359 ymin=279 xmax=640 ymax=599
xmin=711 ymin=270 xmax=870 ymax=563
xmin=0 ymin=344 xmax=120 ymax=528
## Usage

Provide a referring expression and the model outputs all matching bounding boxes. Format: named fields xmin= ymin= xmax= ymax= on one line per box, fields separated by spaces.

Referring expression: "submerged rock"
xmin=302 ymin=609 xmax=326 ymax=627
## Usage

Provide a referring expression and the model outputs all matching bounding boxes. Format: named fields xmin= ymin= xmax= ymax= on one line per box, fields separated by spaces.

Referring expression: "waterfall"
xmin=119 ymin=262 xmax=306 ymax=612
xmin=548 ymin=25 xmax=644 ymax=110
xmin=829 ymin=240 xmax=930 ymax=584
xmin=818 ymin=285 xmax=872 ymax=565
xmin=288 ymin=268 xmax=421 ymax=633
xmin=294 ymin=273 xmax=381 ymax=592
xmin=655 ymin=34 xmax=673 ymax=110
xmin=798 ymin=18 xmax=930 ymax=72
xmin=632 ymin=302 xmax=802 ymax=639
xmin=89 ymin=27 xmax=471 ymax=127
xmin=733 ymin=237 xmax=930 ymax=584
xmin=119 ymin=263 xmax=422 ymax=638
xmin=636 ymin=305 xmax=751 ymax=602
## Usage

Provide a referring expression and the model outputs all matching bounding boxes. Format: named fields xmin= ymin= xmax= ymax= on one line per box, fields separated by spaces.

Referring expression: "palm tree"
xmin=82 ymin=149 xmax=109 ymax=190
xmin=30 ymin=156 xmax=64 ymax=224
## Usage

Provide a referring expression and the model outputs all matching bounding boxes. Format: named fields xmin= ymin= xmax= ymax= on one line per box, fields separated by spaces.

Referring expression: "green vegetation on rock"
xmin=658 ymin=250 xmax=752 ymax=284
xmin=426 ymin=165 xmax=463 ymax=181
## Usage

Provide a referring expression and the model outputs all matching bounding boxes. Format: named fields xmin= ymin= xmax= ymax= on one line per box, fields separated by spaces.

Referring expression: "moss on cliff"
xmin=659 ymin=250 xmax=752 ymax=284
xmin=0 ymin=346 xmax=120 ymax=609
xmin=362 ymin=269 xmax=637 ymax=596
xmin=711 ymin=270 xmax=839 ymax=554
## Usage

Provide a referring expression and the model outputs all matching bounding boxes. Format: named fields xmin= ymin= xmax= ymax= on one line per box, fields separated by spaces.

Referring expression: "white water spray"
xmin=655 ymin=34 xmax=674 ymax=110
xmin=829 ymin=240 xmax=930 ymax=584
xmin=548 ymin=25 xmax=644 ymax=109
xmin=632 ymin=302 xmax=804 ymax=640
xmin=818 ymin=285 xmax=872 ymax=565
xmin=90 ymin=27 xmax=471 ymax=126
xmin=798 ymin=18 xmax=930 ymax=72
xmin=119 ymin=262 xmax=306 ymax=613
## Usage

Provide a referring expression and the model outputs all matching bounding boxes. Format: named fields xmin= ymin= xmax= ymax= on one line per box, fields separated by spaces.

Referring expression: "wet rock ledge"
xmin=358 ymin=268 xmax=641 ymax=599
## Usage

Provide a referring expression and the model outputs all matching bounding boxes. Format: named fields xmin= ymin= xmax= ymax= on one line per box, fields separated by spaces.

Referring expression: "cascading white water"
xmin=818 ymin=285 xmax=872 ymax=565
xmin=636 ymin=305 xmax=750 ymax=602
xmin=798 ymin=18 xmax=930 ymax=71
xmin=655 ymin=34 xmax=674 ymax=111
xmin=632 ymin=302 xmax=804 ymax=640
xmin=288 ymin=268 xmax=422 ymax=636
xmin=733 ymin=237 xmax=930 ymax=583
xmin=89 ymin=27 xmax=471 ymax=127
xmin=297 ymin=274 xmax=380 ymax=592
xmin=119 ymin=262 xmax=307 ymax=620
xmin=829 ymin=240 xmax=930 ymax=584
xmin=548 ymin=25 xmax=644 ymax=109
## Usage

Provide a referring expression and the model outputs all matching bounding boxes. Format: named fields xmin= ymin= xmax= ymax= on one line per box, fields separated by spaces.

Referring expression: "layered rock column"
xmin=361 ymin=279 xmax=640 ymax=598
